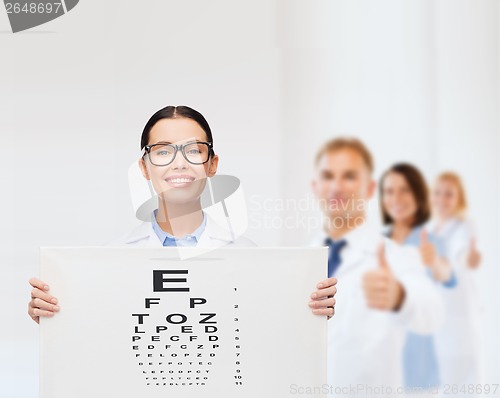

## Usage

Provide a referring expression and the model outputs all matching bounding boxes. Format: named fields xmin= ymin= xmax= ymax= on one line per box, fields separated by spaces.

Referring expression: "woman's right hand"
xmin=467 ymin=238 xmax=481 ymax=269
xmin=28 ymin=278 xmax=60 ymax=324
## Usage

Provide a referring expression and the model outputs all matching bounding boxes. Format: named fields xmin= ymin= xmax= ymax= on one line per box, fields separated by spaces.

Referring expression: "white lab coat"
xmin=427 ymin=218 xmax=483 ymax=387
xmin=311 ymin=222 xmax=445 ymax=397
xmin=108 ymin=214 xmax=256 ymax=248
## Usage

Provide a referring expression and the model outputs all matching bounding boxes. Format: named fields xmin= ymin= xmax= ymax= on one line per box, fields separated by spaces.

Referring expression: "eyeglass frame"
xmin=142 ymin=141 xmax=214 ymax=166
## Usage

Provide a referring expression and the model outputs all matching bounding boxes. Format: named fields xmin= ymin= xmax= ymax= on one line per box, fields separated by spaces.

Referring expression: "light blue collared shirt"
xmin=151 ymin=210 xmax=206 ymax=247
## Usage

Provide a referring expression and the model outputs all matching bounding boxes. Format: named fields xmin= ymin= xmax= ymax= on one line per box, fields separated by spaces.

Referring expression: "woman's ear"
xmin=138 ymin=158 xmax=150 ymax=180
xmin=207 ymin=154 xmax=219 ymax=177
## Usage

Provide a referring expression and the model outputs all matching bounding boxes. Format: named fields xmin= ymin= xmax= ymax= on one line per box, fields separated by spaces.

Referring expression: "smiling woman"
xmin=379 ymin=163 xmax=455 ymax=392
xmin=137 ymin=106 xmax=222 ymax=239
xmin=27 ymin=105 xmax=339 ymax=323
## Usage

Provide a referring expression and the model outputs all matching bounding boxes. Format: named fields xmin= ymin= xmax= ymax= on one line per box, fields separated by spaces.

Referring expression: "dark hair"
xmin=380 ymin=163 xmax=431 ymax=227
xmin=315 ymin=137 xmax=374 ymax=173
xmin=140 ymin=105 xmax=214 ymax=152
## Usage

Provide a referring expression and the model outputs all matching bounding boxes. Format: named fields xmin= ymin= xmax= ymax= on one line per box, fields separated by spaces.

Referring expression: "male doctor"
xmin=310 ymin=138 xmax=444 ymax=397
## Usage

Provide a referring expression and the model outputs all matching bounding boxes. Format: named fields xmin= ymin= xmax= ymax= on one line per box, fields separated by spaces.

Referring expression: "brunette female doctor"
xmin=27 ymin=105 xmax=337 ymax=322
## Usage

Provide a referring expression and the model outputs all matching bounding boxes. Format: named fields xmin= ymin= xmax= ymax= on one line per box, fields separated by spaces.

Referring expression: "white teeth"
xmin=168 ymin=178 xmax=193 ymax=184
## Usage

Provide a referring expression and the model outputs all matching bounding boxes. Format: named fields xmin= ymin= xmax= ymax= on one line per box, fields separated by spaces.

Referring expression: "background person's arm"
xmin=389 ymin=243 xmax=445 ymax=334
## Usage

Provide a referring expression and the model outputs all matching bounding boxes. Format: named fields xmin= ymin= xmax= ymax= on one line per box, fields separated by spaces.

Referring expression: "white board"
xmin=40 ymin=247 xmax=328 ymax=397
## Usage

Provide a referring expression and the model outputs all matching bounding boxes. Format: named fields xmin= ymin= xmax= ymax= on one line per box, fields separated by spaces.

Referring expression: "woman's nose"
xmin=170 ymin=150 xmax=189 ymax=170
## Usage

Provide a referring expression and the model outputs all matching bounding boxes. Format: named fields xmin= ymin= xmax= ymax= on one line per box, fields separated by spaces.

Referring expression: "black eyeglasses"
xmin=143 ymin=141 xmax=213 ymax=166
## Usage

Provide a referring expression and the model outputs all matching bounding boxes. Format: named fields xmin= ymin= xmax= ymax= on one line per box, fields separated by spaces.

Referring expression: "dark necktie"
xmin=325 ymin=238 xmax=347 ymax=277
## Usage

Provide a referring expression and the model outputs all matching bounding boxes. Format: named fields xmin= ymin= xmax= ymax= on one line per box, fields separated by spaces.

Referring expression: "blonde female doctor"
xmin=427 ymin=172 xmax=483 ymax=389
xmin=27 ymin=105 xmax=337 ymax=322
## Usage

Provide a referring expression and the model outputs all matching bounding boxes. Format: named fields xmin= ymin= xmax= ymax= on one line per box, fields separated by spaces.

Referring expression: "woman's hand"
xmin=309 ymin=277 xmax=337 ymax=319
xmin=419 ymin=230 xmax=453 ymax=282
xmin=419 ymin=229 xmax=437 ymax=267
xmin=28 ymin=278 xmax=60 ymax=324
xmin=467 ymin=238 xmax=481 ymax=269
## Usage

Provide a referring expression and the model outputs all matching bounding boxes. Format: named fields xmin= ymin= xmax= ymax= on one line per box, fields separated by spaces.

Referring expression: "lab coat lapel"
xmin=123 ymin=221 xmax=163 ymax=247
xmin=121 ymin=215 xmax=240 ymax=248
xmin=334 ymin=248 xmax=366 ymax=278
xmin=312 ymin=222 xmax=380 ymax=277
xmin=310 ymin=232 xmax=356 ymax=276
xmin=196 ymin=215 xmax=234 ymax=248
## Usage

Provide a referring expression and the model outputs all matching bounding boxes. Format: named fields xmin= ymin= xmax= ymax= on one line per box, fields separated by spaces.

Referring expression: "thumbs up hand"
xmin=363 ymin=242 xmax=405 ymax=311
xmin=419 ymin=229 xmax=453 ymax=282
xmin=467 ymin=238 xmax=481 ymax=269
xmin=419 ymin=229 xmax=437 ymax=267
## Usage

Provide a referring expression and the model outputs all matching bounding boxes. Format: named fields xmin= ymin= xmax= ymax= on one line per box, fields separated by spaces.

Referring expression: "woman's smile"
xmin=165 ymin=174 xmax=197 ymax=188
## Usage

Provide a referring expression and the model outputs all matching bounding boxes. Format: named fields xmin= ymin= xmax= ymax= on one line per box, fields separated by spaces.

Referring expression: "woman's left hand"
xmin=419 ymin=229 xmax=437 ymax=267
xmin=309 ymin=277 xmax=337 ymax=319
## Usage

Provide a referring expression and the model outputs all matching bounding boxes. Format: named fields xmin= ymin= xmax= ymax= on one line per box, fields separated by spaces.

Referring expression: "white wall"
xmin=433 ymin=0 xmax=500 ymax=381
xmin=0 ymin=2 xmax=283 ymax=397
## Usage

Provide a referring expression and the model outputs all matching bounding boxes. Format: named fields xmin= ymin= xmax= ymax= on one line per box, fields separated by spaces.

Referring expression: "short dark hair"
xmin=380 ymin=163 xmax=431 ymax=227
xmin=140 ymin=105 xmax=214 ymax=152
xmin=315 ymin=137 xmax=374 ymax=173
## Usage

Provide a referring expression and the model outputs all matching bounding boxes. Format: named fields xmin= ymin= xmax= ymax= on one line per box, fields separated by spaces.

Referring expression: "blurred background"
xmin=0 ymin=0 xmax=498 ymax=396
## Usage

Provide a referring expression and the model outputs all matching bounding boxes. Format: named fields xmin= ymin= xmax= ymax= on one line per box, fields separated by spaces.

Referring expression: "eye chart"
xmin=40 ymin=247 xmax=327 ymax=398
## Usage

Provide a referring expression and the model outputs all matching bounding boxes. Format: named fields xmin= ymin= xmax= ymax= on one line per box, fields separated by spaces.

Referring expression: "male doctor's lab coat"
xmin=312 ymin=222 xmax=445 ymax=397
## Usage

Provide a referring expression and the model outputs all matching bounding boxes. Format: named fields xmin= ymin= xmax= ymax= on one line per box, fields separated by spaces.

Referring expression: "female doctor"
xmin=379 ymin=163 xmax=455 ymax=393
xmin=27 ymin=105 xmax=337 ymax=322
xmin=427 ymin=172 xmax=483 ymax=388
